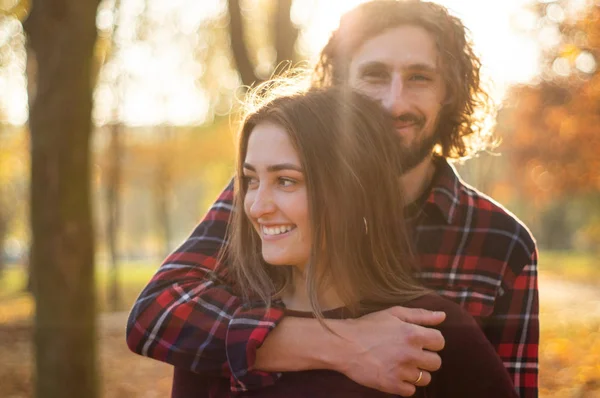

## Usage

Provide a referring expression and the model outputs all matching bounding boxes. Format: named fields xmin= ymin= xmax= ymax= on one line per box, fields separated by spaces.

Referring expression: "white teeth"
xmin=262 ymin=225 xmax=294 ymax=236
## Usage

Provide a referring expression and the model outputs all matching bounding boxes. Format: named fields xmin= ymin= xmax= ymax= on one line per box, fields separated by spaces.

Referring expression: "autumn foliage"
xmin=501 ymin=3 xmax=600 ymax=199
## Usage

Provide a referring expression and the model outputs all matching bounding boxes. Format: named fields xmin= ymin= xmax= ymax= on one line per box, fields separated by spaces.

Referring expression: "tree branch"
xmin=274 ymin=0 xmax=299 ymax=68
xmin=227 ymin=0 xmax=260 ymax=87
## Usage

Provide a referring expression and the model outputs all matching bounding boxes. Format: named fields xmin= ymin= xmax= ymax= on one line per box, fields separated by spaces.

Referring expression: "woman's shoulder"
xmin=404 ymin=293 xmax=478 ymax=325
xmin=406 ymin=294 xmax=518 ymax=397
xmin=404 ymin=293 xmax=492 ymax=345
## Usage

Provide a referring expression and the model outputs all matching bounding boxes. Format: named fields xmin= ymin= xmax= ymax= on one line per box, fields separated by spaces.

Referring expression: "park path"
xmin=538 ymin=274 xmax=600 ymax=324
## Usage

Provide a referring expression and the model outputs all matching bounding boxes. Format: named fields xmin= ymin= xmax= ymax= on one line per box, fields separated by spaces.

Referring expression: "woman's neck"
xmin=281 ymin=269 xmax=345 ymax=312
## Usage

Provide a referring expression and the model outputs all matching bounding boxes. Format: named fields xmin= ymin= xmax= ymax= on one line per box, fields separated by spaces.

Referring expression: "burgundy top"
xmin=171 ymin=294 xmax=518 ymax=397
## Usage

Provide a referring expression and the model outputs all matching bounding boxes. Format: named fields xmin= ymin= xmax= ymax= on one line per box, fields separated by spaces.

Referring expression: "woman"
xmin=172 ymin=86 xmax=518 ymax=397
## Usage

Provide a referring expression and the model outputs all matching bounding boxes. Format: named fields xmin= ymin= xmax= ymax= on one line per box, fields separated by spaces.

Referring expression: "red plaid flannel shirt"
xmin=126 ymin=157 xmax=539 ymax=397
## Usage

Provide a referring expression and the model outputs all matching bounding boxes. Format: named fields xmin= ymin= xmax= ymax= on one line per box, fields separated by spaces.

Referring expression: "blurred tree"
xmin=0 ymin=127 xmax=15 ymax=276
xmin=503 ymin=1 xmax=599 ymax=197
xmin=154 ymin=125 xmax=174 ymax=257
xmin=0 ymin=126 xmax=29 ymax=270
xmin=0 ymin=0 xmax=29 ymax=20
xmin=104 ymin=118 xmax=123 ymax=310
xmin=227 ymin=0 xmax=299 ymax=87
xmin=0 ymin=151 xmax=6 ymax=276
xmin=500 ymin=1 xmax=600 ymax=249
xmin=98 ymin=0 xmax=127 ymax=311
xmin=23 ymin=1 xmax=100 ymax=397
xmin=0 ymin=0 xmax=29 ymax=278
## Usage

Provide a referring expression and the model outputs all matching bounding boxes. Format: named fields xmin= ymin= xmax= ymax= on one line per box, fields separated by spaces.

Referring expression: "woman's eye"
xmin=279 ymin=177 xmax=296 ymax=187
xmin=243 ymin=176 xmax=259 ymax=188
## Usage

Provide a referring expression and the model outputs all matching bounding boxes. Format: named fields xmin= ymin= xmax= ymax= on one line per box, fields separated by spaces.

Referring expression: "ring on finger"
xmin=414 ymin=370 xmax=423 ymax=385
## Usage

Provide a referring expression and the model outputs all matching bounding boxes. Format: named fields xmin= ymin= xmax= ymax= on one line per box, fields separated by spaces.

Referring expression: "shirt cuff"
xmin=226 ymin=300 xmax=286 ymax=392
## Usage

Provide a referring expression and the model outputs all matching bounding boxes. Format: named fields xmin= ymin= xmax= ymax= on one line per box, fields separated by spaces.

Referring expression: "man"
xmin=126 ymin=1 xmax=539 ymax=397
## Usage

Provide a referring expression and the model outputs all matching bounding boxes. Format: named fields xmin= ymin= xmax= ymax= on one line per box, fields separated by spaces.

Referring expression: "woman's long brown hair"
xmin=220 ymin=86 xmax=428 ymax=320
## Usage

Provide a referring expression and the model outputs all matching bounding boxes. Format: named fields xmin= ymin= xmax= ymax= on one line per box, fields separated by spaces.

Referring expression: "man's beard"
xmin=397 ymin=130 xmax=439 ymax=174
xmin=393 ymin=114 xmax=441 ymax=174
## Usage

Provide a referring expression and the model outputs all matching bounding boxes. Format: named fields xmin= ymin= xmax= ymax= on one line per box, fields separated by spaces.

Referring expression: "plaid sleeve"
xmin=125 ymin=180 xmax=285 ymax=391
xmin=485 ymin=236 xmax=539 ymax=398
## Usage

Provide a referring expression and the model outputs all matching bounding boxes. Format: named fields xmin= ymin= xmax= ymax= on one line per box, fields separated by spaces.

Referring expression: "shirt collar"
xmin=424 ymin=157 xmax=462 ymax=225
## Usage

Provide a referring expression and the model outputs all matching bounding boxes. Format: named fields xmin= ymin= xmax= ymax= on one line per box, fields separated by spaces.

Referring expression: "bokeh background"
xmin=0 ymin=0 xmax=599 ymax=397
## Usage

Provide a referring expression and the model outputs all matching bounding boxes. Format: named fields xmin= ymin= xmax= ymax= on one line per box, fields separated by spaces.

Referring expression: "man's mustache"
xmin=389 ymin=113 xmax=426 ymax=127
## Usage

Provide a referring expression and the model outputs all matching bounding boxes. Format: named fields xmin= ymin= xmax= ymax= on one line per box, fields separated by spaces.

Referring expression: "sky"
xmin=0 ymin=0 xmax=565 ymax=126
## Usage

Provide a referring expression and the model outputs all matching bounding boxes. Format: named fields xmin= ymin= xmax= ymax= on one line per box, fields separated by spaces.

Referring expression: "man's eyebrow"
xmin=357 ymin=61 xmax=389 ymax=71
xmin=405 ymin=63 xmax=439 ymax=73
xmin=358 ymin=61 xmax=439 ymax=73
xmin=243 ymin=163 xmax=303 ymax=172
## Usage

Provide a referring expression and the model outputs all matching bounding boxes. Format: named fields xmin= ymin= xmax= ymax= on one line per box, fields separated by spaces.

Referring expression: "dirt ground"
xmin=0 ymin=312 xmax=173 ymax=398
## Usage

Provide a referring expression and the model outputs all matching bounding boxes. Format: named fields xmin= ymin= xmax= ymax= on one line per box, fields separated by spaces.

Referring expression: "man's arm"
xmin=252 ymin=307 xmax=446 ymax=396
xmin=485 ymin=239 xmax=539 ymax=398
xmin=126 ymin=180 xmax=285 ymax=390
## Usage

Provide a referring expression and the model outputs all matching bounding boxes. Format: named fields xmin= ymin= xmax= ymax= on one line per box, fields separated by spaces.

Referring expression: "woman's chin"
xmin=262 ymin=255 xmax=302 ymax=269
xmin=262 ymin=254 xmax=287 ymax=266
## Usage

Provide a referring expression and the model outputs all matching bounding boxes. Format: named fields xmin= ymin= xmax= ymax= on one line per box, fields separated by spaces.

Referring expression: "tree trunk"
xmin=23 ymin=1 xmax=100 ymax=397
xmin=0 ymin=127 xmax=6 ymax=278
xmin=103 ymin=0 xmax=125 ymax=311
xmin=227 ymin=0 xmax=299 ymax=86
xmin=25 ymin=44 xmax=37 ymax=293
xmin=227 ymin=0 xmax=260 ymax=87
xmin=155 ymin=125 xmax=173 ymax=258
xmin=274 ymin=0 xmax=299 ymax=66
xmin=106 ymin=123 xmax=123 ymax=311
xmin=0 ymin=204 xmax=6 ymax=277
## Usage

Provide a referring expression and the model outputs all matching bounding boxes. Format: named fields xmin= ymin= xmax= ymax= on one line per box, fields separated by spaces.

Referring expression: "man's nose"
xmin=248 ymin=187 xmax=276 ymax=219
xmin=381 ymin=76 xmax=410 ymax=116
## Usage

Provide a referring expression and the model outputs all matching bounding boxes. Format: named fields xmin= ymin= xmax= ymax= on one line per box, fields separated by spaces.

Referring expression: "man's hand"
xmin=332 ymin=307 xmax=446 ymax=396
xmin=254 ymin=306 xmax=445 ymax=397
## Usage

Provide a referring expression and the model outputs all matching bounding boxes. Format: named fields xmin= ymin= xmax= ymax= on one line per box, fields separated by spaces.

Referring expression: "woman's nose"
xmin=248 ymin=186 xmax=276 ymax=219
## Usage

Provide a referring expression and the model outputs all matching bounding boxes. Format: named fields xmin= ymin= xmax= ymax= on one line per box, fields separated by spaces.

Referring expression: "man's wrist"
xmin=254 ymin=316 xmax=354 ymax=373
xmin=317 ymin=318 xmax=357 ymax=373
xmin=226 ymin=302 xmax=286 ymax=390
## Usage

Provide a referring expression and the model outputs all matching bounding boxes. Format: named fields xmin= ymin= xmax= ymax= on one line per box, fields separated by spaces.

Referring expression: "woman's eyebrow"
xmin=243 ymin=162 xmax=303 ymax=172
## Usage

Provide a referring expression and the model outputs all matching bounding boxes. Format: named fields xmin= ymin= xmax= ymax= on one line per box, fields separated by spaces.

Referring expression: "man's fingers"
xmin=416 ymin=350 xmax=442 ymax=372
xmin=387 ymin=306 xmax=446 ymax=326
xmin=412 ymin=369 xmax=432 ymax=387
xmin=380 ymin=368 xmax=431 ymax=397
xmin=421 ymin=327 xmax=445 ymax=352
xmin=393 ymin=381 xmax=417 ymax=397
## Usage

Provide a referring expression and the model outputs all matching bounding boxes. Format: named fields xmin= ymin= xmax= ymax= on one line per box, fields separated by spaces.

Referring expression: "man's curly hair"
xmin=312 ymin=0 xmax=495 ymax=159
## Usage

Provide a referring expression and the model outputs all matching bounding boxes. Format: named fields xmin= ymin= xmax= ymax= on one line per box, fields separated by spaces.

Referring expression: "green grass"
xmin=0 ymin=262 xmax=159 ymax=323
xmin=0 ymin=250 xmax=598 ymax=323
xmin=539 ymin=250 xmax=599 ymax=284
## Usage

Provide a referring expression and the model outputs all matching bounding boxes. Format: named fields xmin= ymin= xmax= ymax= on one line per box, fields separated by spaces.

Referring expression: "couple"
xmin=172 ymin=85 xmax=518 ymax=397
xmin=126 ymin=0 xmax=539 ymax=397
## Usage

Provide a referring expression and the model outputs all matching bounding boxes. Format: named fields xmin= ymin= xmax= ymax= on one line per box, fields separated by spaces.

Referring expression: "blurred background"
xmin=0 ymin=0 xmax=598 ymax=397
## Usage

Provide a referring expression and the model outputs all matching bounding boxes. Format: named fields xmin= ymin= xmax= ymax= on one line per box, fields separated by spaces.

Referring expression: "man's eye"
xmin=409 ymin=74 xmax=431 ymax=82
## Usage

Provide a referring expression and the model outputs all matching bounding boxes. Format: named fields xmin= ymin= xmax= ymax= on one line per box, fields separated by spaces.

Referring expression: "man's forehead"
xmin=349 ymin=26 xmax=440 ymax=71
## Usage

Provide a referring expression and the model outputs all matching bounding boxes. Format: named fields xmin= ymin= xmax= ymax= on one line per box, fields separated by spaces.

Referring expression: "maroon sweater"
xmin=171 ymin=294 xmax=518 ymax=397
